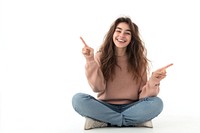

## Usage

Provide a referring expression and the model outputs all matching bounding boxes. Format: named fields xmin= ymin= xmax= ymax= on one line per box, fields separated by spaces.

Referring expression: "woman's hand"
xmin=152 ymin=63 xmax=173 ymax=82
xmin=80 ymin=36 xmax=94 ymax=57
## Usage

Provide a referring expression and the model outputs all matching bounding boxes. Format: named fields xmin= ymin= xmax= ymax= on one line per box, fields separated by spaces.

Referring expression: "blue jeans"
xmin=72 ymin=93 xmax=163 ymax=126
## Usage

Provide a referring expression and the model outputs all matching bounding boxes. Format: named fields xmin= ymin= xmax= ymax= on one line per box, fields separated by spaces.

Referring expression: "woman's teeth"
xmin=117 ymin=39 xmax=125 ymax=42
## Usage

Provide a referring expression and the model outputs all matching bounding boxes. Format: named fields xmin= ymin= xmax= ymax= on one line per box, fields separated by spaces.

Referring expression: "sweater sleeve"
xmin=139 ymin=73 xmax=160 ymax=99
xmin=85 ymin=52 xmax=106 ymax=92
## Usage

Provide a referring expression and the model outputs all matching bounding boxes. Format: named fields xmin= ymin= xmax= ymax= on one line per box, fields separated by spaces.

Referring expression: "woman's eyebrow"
xmin=116 ymin=27 xmax=131 ymax=32
xmin=116 ymin=27 xmax=122 ymax=30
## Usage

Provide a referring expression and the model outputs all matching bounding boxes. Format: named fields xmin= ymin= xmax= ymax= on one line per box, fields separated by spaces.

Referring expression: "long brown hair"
xmin=99 ymin=16 xmax=149 ymax=82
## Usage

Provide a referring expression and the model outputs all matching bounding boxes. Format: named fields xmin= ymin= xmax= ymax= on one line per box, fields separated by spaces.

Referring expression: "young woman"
xmin=72 ymin=16 xmax=173 ymax=130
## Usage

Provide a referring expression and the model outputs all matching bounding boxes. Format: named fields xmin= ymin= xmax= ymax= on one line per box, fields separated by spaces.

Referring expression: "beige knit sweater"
xmin=85 ymin=52 xmax=160 ymax=104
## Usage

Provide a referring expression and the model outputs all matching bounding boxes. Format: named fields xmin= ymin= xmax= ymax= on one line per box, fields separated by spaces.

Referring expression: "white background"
xmin=1 ymin=0 xmax=200 ymax=132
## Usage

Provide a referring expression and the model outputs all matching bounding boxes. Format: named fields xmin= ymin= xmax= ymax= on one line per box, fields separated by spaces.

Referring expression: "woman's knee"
xmin=72 ymin=93 xmax=93 ymax=109
xmin=72 ymin=93 xmax=86 ymax=106
xmin=151 ymin=97 xmax=164 ymax=114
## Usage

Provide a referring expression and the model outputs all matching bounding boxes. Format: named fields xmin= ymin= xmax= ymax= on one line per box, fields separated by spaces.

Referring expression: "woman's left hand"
xmin=152 ymin=63 xmax=173 ymax=81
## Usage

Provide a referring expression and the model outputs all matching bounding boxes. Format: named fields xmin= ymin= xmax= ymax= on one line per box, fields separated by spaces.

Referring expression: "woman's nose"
xmin=119 ymin=32 xmax=125 ymax=37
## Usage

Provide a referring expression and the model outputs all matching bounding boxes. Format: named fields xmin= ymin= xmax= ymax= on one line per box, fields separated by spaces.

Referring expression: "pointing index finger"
xmin=80 ymin=36 xmax=89 ymax=47
xmin=160 ymin=63 xmax=173 ymax=71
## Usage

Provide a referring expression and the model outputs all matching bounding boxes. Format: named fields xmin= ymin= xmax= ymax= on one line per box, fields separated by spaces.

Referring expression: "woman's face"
xmin=113 ymin=22 xmax=132 ymax=48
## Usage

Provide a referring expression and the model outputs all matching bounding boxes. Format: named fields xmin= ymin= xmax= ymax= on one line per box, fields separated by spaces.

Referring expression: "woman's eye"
xmin=115 ymin=29 xmax=131 ymax=35
xmin=115 ymin=30 xmax=121 ymax=33
xmin=125 ymin=32 xmax=131 ymax=35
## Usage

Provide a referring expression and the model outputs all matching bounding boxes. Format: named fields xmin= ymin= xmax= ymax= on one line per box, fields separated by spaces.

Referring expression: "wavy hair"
xmin=99 ymin=16 xmax=150 ymax=82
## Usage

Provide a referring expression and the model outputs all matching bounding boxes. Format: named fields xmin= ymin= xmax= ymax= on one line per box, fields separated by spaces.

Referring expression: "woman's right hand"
xmin=80 ymin=36 xmax=94 ymax=57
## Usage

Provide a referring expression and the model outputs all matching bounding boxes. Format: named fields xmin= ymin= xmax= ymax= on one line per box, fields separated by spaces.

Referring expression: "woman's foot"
xmin=135 ymin=120 xmax=153 ymax=128
xmin=84 ymin=117 xmax=108 ymax=130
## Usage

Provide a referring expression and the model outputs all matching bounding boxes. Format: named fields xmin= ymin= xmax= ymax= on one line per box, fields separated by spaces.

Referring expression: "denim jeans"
xmin=72 ymin=93 xmax=163 ymax=127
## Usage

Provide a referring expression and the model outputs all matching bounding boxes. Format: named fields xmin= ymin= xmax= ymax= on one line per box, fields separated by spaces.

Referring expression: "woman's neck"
xmin=115 ymin=47 xmax=127 ymax=56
